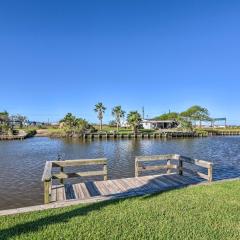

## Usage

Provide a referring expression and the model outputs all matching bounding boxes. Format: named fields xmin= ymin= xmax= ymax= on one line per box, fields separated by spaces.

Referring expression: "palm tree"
xmin=60 ymin=113 xmax=76 ymax=129
xmin=127 ymin=111 xmax=142 ymax=133
xmin=94 ymin=103 xmax=106 ymax=131
xmin=112 ymin=106 xmax=125 ymax=132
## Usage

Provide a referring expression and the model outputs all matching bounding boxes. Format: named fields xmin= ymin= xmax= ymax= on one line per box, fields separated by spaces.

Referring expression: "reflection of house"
xmin=142 ymin=119 xmax=178 ymax=130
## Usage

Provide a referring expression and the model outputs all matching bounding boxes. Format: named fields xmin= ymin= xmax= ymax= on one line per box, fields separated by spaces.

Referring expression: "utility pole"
xmin=142 ymin=107 xmax=145 ymax=119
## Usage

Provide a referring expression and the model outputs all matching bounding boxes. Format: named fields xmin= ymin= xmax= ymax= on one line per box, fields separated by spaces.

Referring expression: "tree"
xmin=180 ymin=105 xmax=210 ymax=128
xmin=154 ymin=112 xmax=179 ymax=120
xmin=94 ymin=102 xmax=106 ymax=131
xmin=60 ymin=113 xmax=76 ymax=129
xmin=74 ymin=118 xmax=91 ymax=133
xmin=112 ymin=106 xmax=125 ymax=131
xmin=177 ymin=116 xmax=193 ymax=131
xmin=109 ymin=120 xmax=117 ymax=127
xmin=60 ymin=113 xmax=92 ymax=135
xmin=0 ymin=111 xmax=10 ymax=134
xmin=0 ymin=111 xmax=9 ymax=124
xmin=127 ymin=111 xmax=142 ymax=133
xmin=13 ymin=114 xmax=27 ymax=128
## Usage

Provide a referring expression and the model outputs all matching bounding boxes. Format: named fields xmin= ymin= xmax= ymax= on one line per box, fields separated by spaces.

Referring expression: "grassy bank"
xmin=1 ymin=180 xmax=240 ymax=239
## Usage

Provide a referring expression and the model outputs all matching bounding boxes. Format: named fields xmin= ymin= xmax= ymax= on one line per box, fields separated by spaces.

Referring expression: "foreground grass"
xmin=1 ymin=180 xmax=240 ymax=240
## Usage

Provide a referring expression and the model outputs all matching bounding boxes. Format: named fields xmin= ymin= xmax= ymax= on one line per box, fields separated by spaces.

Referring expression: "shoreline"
xmin=0 ymin=177 xmax=239 ymax=216
xmin=2 ymin=129 xmax=240 ymax=141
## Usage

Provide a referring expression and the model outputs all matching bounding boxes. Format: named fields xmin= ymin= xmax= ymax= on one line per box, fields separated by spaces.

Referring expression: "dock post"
xmin=44 ymin=180 xmax=51 ymax=204
xmin=103 ymin=163 xmax=107 ymax=181
xmin=208 ymin=164 xmax=213 ymax=182
xmin=167 ymin=159 xmax=171 ymax=174
xmin=60 ymin=167 xmax=64 ymax=184
xmin=178 ymin=158 xmax=183 ymax=176
xmin=135 ymin=158 xmax=138 ymax=177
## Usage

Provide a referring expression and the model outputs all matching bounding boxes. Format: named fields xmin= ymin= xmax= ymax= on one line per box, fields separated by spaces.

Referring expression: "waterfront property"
xmin=141 ymin=119 xmax=178 ymax=129
xmin=42 ymin=154 xmax=212 ymax=204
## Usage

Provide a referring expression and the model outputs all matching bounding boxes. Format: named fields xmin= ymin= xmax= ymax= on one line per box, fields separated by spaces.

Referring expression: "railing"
xmin=41 ymin=158 xmax=107 ymax=204
xmin=135 ymin=154 xmax=213 ymax=182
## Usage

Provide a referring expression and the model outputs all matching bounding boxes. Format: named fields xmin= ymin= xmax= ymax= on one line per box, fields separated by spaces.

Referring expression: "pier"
xmin=42 ymin=154 xmax=213 ymax=204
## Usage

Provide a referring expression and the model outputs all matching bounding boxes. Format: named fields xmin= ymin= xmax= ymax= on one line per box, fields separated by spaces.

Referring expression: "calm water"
xmin=0 ymin=136 xmax=240 ymax=210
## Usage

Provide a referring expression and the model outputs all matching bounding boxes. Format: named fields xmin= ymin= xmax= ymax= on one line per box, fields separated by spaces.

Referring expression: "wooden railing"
xmin=178 ymin=155 xmax=213 ymax=182
xmin=42 ymin=158 xmax=107 ymax=204
xmin=135 ymin=154 xmax=213 ymax=182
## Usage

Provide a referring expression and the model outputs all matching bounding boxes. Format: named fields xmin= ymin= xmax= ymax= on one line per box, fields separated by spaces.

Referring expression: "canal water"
xmin=0 ymin=136 xmax=240 ymax=210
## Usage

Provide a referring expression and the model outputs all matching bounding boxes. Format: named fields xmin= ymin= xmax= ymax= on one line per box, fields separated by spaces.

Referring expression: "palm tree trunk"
xmin=100 ymin=119 xmax=102 ymax=131
xmin=117 ymin=122 xmax=119 ymax=132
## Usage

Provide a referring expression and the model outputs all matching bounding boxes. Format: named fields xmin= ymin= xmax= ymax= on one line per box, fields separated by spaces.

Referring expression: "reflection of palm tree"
xmin=112 ymin=106 xmax=125 ymax=132
xmin=94 ymin=103 xmax=106 ymax=131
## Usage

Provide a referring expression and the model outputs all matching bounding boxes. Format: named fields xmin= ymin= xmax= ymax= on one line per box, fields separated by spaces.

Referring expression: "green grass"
xmin=1 ymin=180 xmax=240 ymax=239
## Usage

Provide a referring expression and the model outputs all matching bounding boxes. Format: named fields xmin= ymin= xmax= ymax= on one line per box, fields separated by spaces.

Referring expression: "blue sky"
xmin=0 ymin=0 xmax=240 ymax=124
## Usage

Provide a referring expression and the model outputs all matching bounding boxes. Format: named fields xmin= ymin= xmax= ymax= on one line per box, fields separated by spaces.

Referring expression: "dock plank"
xmin=51 ymin=173 xmax=207 ymax=204
xmin=73 ymin=184 xmax=85 ymax=199
xmin=56 ymin=185 xmax=66 ymax=201
xmin=78 ymin=183 xmax=91 ymax=199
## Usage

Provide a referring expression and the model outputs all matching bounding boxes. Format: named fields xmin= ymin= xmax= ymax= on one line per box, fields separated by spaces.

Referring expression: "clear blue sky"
xmin=0 ymin=0 xmax=239 ymax=124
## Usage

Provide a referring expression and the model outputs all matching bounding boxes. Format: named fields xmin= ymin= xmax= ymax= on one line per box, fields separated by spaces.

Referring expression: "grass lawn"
xmin=1 ymin=180 xmax=240 ymax=239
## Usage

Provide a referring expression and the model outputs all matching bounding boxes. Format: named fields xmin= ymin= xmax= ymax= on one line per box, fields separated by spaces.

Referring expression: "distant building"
xmin=27 ymin=121 xmax=46 ymax=126
xmin=142 ymin=119 xmax=178 ymax=130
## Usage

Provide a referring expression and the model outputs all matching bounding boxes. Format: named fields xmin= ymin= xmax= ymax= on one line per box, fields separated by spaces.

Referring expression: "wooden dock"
xmin=42 ymin=154 xmax=213 ymax=204
xmin=0 ymin=135 xmax=26 ymax=140
xmin=81 ymin=131 xmax=206 ymax=139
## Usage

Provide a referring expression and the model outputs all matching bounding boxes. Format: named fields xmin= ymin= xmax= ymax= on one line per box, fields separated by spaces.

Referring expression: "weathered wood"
xmin=208 ymin=164 xmax=213 ymax=182
xmin=52 ymin=170 xmax=107 ymax=179
xmin=48 ymin=173 xmax=207 ymax=205
xmin=180 ymin=156 xmax=212 ymax=168
xmin=138 ymin=164 xmax=177 ymax=172
xmin=52 ymin=158 xmax=107 ymax=167
xmin=103 ymin=164 xmax=107 ymax=180
xmin=56 ymin=185 xmax=66 ymax=201
xmin=136 ymin=154 xmax=176 ymax=162
xmin=51 ymin=185 xmax=57 ymax=202
xmin=167 ymin=159 xmax=171 ymax=174
xmin=42 ymin=161 xmax=53 ymax=181
xmin=135 ymin=158 xmax=139 ymax=177
xmin=44 ymin=180 xmax=51 ymax=204
xmin=42 ymin=154 xmax=213 ymax=206
xmin=183 ymin=168 xmax=209 ymax=181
